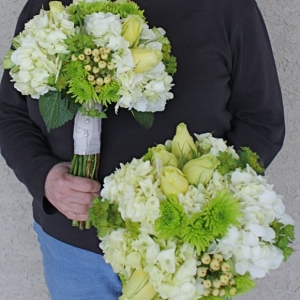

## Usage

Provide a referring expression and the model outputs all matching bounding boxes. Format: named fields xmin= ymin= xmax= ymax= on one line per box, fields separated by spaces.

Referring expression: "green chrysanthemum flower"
xmin=235 ymin=273 xmax=256 ymax=294
xmin=155 ymin=195 xmax=189 ymax=239
xmin=201 ymin=190 xmax=241 ymax=237
xmin=69 ymin=1 xmax=145 ymax=25
xmin=64 ymin=60 xmax=86 ymax=80
xmin=68 ymin=78 xmax=95 ymax=104
xmin=97 ymin=80 xmax=120 ymax=106
xmin=182 ymin=214 xmax=214 ymax=254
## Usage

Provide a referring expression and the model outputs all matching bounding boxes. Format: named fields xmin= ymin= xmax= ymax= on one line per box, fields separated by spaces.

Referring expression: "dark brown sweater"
xmin=0 ymin=0 xmax=285 ymax=254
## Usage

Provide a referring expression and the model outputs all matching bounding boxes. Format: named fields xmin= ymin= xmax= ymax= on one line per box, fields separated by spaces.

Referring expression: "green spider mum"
xmin=182 ymin=214 xmax=214 ymax=254
xmin=67 ymin=78 xmax=95 ymax=104
xmin=235 ymin=273 xmax=256 ymax=294
xmin=68 ymin=1 xmax=145 ymax=25
xmin=155 ymin=194 xmax=189 ymax=239
xmin=201 ymin=190 xmax=241 ymax=237
xmin=64 ymin=61 xmax=86 ymax=80
xmin=97 ymin=80 xmax=120 ymax=106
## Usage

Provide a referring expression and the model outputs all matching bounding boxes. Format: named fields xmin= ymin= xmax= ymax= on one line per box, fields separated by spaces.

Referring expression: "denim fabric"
xmin=34 ymin=222 xmax=122 ymax=300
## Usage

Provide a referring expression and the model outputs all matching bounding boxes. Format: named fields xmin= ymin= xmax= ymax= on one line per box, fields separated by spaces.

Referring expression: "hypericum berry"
xmin=71 ymin=54 xmax=77 ymax=61
xmin=221 ymin=262 xmax=230 ymax=272
xmin=84 ymin=48 xmax=92 ymax=55
xmin=213 ymin=254 xmax=224 ymax=262
xmin=85 ymin=65 xmax=92 ymax=72
xmin=201 ymin=254 xmax=211 ymax=265
xmin=95 ymin=85 xmax=101 ymax=93
xmin=78 ymin=54 xmax=85 ymax=61
xmin=212 ymin=279 xmax=221 ymax=289
xmin=101 ymin=53 xmax=108 ymax=60
xmin=93 ymin=56 xmax=100 ymax=63
xmin=92 ymin=49 xmax=100 ymax=57
xmin=203 ymin=280 xmax=211 ymax=289
xmin=92 ymin=67 xmax=100 ymax=74
xmin=104 ymin=76 xmax=111 ymax=84
xmin=212 ymin=289 xmax=220 ymax=297
xmin=197 ymin=267 xmax=207 ymax=278
xmin=219 ymin=289 xmax=226 ymax=297
xmin=88 ymin=75 xmax=95 ymax=82
xmin=98 ymin=61 xmax=107 ymax=69
xmin=229 ymin=287 xmax=237 ymax=296
xmin=107 ymin=62 xmax=115 ymax=70
xmin=103 ymin=47 xmax=111 ymax=54
xmin=210 ymin=259 xmax=220 ymax=271
xmin=96 ymin=78 xmax=104 ymax=86
xmin=220 ymin=274 xmax=229 ymax=285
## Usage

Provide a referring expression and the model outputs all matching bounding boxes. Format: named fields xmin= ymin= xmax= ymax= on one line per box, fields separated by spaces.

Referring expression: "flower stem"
xmin=70 ymin=153 xmax=100 ymax=229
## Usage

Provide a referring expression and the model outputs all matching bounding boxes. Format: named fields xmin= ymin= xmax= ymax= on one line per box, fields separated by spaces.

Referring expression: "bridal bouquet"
xmin=3 ymin=0 xmax=176 ymax=228
xmin=89 ymin=123 xmax=295 ymax=300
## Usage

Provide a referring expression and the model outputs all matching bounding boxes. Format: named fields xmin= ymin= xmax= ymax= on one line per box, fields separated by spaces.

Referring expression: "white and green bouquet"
xmin=89 ymin=123 xmax=295 ymax=300
xmin=3 ymin=0 xmax=176 ymax=228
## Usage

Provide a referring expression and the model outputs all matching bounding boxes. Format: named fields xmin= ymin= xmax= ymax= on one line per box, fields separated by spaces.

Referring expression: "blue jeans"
xmin=34 ymin=222 xmax=122 ymax=300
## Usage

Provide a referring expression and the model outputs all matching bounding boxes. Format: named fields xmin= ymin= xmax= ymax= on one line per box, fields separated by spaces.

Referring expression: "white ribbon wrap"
xmin=73 ymin=104 xmax=102 ymax=155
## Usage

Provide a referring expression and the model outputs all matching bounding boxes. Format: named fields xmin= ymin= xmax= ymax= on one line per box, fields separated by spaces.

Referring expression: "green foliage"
xmin=2 ymin=50 xmax=15 ymax=69
xmin=143 ymin=147 xmax=154 ymax=162
xmin=39 ymin=91 xmax=79 ymax=131
xmin=131 ymin=109 xmax=154 ymax=130
xmin=200 ymin=296 xmax=224 ymax=300
xmin=68 ymin=0 xmax=145 ymax=26
xmin=201 ymin=190 xmax=241 ymax=237
xmin=79 ymin=106 xmax=108 ymax=119
xmin=217 ymin=151 xmax=239 ymax=175
xmin=155 ymin=195 xmax=189 ymax=239
xmin=272 ymin=220 xmax=295 ymax=261
xmin=65 ymin=29 xmax=96 ymax=55
xmin=237 ymin=147 xmax=264 ymax=174
xmin=89 ymin=198 xmax=124 ymax=238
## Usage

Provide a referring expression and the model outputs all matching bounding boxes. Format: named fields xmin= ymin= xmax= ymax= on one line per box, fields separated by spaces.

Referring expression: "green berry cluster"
xmin=197 ymin=253 xmax=239 ymax=297
xmin=71 ymin=47 xmax=116 ymax=94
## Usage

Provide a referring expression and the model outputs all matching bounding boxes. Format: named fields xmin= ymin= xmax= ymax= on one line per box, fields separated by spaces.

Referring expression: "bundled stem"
xmin=70 ymin=153 xmax=100 ymax=229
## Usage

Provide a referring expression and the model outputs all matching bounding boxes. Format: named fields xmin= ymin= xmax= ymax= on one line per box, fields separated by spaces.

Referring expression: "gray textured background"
xmin=0 ymin=0 xmax=299 ymax=299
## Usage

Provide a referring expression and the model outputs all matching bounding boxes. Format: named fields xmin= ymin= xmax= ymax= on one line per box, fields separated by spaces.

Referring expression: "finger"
xmin=65 ymin=174 xmax=101 ymax=193
xmin=57 ymin=190 xmax=96 ymax=206
xmin=64 ymin=211 xmax=90 ymax=221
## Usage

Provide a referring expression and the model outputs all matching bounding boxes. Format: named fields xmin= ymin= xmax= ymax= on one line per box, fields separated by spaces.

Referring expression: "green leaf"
xmin=2 ymin=50 xmax=15 ymax=69
xmin=39 ymin=91 xmax=79 ymax=131
xmin=131 ymin=109 xmax=154 ymax=129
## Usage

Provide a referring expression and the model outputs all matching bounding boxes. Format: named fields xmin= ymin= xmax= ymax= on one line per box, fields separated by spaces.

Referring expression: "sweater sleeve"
xmin=0 ymin=1 xmax=63 ymax=206
xmin=225 ymin=3 xmax=285 ymax=168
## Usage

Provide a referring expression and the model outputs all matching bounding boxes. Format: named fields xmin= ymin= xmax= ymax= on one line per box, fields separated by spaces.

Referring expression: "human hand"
xmin=44 ymin=162 xmax=101 ymax=221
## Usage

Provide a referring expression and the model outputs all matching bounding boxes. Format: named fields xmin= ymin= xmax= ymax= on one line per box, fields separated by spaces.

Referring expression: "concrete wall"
xmin=0 ymin=0 xmax=299 ymax=299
